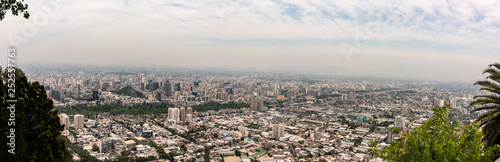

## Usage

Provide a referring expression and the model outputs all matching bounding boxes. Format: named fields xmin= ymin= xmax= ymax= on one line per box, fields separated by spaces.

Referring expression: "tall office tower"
xmin=74 ymin=114 xmax=84 ymax=129
xmin=141 ymin=83 xmax=145 ymax=91
xmin=60 ymin=88 xmax=64 ymax=102
xmin=174 ymin=83 xmax=181 ymax=91
xmin=92 ymin=90 xmax=99 ymax=101
xmin=395 ymin=116 xmax=405 ymax=129
xmin=239 ymin=126 xmax=248 ymax=137
xmin=168 ymin=108 xmax=180 ymax=122
xmin=187 ymin=107 xmax=193 ymax=115
xmin=186 ymin=114 xmax=193 ymax=122
xmin=401 ymin=104 xmax=410 ymax=117
xmin=164 ymin=81 xmax=172 ymax=97
xmin=179 ymin=107 xmax=186 ymax=122
xmin=60 ymin=113 xmax=70 ymax=130
xmin=272 ymin=124 xmax=285 ymax=139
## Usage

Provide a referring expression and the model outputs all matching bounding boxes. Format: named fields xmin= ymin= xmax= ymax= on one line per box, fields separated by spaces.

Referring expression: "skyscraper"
xmin=74 ymin=114 xmax=84 ymax=129
xmin=60 ymin=113 xmax=70 ymax=130
xmin=168 ymin=108 xmax=180 ymax=122
xmin=174 ymin=83 xmax=181 ymax=91
xmin=187 ymin=107 xmax=193 ymax=115
xmin=272 ymin=124 xmax=285 ymax=139
xmin=180 ymin=107 xmax=186 ymax=122
xmin=401 ymin=104 xmax=410 ymax=117
xmin=164 ymin=81 xmax=172 ymax=97
xmin=92 ymin=90 xmax=99 ymax=101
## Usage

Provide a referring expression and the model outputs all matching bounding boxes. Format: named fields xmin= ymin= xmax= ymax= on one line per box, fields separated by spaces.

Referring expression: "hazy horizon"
xmin=1 ymin=0 xmax=499 ymax=82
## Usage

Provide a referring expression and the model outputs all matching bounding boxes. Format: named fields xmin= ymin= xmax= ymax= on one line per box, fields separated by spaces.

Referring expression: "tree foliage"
xmin=0 ymin=68 xmax=67 ymax=161
xmin=112 ymin=86 xmax=144 ymax=98
xmin=0 ymin=0 xmax=30 ymax=20
xmin=369 ymin=104 xmax=500 ymax=161
xmin=470 ymin=63 xmax=500 ymax=148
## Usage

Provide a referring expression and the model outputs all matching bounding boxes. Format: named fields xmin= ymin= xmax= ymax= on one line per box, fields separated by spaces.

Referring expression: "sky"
xmin=1 ymin=0 xmax=500 ymax=82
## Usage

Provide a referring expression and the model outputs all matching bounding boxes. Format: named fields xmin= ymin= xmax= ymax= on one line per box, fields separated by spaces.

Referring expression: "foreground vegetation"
xmin=369 ymin=105 xmax=500 ymax=161
xmin=470 ymin=63 xmax=500 ymax=148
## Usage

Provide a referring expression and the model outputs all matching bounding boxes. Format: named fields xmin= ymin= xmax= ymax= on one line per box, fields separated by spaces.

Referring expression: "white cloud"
xmin=0 ymin=0 xmax=499 ymax=81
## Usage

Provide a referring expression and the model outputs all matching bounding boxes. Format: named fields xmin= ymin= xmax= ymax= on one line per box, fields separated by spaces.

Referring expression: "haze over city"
xmin=1 ymin=0 xmax=500 ymax=81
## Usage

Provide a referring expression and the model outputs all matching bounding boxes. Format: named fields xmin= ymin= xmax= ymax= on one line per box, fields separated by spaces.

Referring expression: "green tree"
xmin=0 ymin=68 xmax=67 ymax=161
xmin=470 ymin=63 xmax=500 ymax=148
xmin=388 ymin=126 xmax=401 ymax=134
xmin=369 ymin=105 xmax=500 ymax=161
xmin=0 ymin=0 xmax=30 ymax=20
xmin=92 ymin=144 xmax=99 ymax=152
xmin=204 ymin=147 xmax=210 ymax=162
xmin=235 ymin=149 xmax=241 ymax=157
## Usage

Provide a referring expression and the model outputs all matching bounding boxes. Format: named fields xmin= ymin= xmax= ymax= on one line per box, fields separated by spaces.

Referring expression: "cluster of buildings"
xmin=24 ymin=65 xmax=480 ymax=162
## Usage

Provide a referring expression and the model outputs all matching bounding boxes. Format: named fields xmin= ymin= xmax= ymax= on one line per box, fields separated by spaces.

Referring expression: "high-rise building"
xmin=272 ymin=124 xmax=285 ymax=139
xmin=60 ymin=113 xmax=70 ymax=130
xmin=401 ymin=104 xmax=410 ymax=117
xmin=92 ymin=90 xmax=99 ymax=101
xmin=187 ymin=107 xmax=193 ymax=115
xmin=168 ymin=108 xmax=179 ymax=122
xmin=186 ymin=114 xmax=193 ymax=122
xmin=174 ymin=83 xmax=181 ymax=91
xmin=60 ymin=88 xmax=64 ymax=102
xmin=74 ymin=114 xmax=84 ymax=129
xmin=164 ymin=81 xmax=172 ymax=97
xmin=341 ymin=94 xmax=348 ymax=101
xmin=249 ymin=97 xmax=264 ymax=109
xmin=433 ymin=98 xmax=444 ymax=107
xmin=99 ymin=138 xmax=113 ymax=153
xmin=395 ymin=116 xmax=405 ymax=129
xmin=450 ymin=99 xmax=457 ymax=108
xmin=194 ymin=81 xmax=200 ymax=88
xmin=180 ymin=107 xmax=186 ymax=122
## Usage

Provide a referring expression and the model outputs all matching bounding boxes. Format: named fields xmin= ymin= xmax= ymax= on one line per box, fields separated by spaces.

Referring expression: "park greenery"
xmin=111 ymin=86 xmax=144 ymax=98
xmin=316 ymin=94 xmax=341 ymax=99
xmin=369 ymin=105 xmax=500 ymax=161
xmin=53 ymin=102 xmax=249 ymax=115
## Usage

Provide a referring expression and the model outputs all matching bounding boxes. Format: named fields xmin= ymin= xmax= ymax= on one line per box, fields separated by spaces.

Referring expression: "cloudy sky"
xmin=1 ymin=0 xmax=499 ymax=82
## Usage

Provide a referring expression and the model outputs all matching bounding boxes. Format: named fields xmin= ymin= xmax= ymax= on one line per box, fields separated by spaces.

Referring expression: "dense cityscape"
xmin=2 ymin=0 xmax=500 ymax=161
xmin=19 ymin=64 xmax=482 ymax=162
